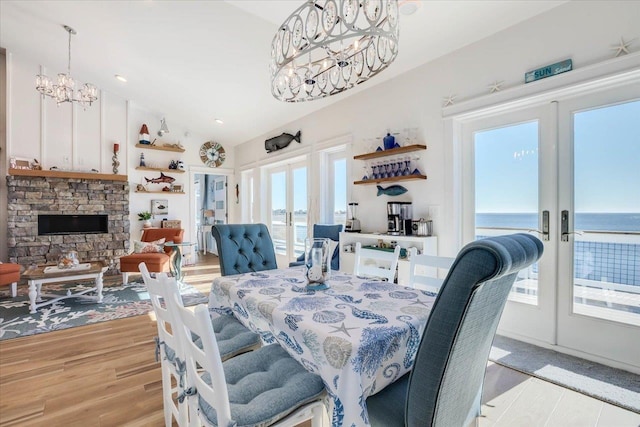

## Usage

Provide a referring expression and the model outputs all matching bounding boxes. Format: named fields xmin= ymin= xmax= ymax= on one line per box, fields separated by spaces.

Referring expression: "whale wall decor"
xmin=265 ymin=130 xmax=301 ymax=153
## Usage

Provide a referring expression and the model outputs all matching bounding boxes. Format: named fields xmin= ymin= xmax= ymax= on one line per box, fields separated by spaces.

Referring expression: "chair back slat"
xmin=172 ymin=297 xmax=233 ymax=427
xmin=139 ymin=263 xmax=181 ymax=356
xmin=353 ymin=242 xmax=401 ymax=282
xmin=139 ymin=263 xmax=188 ymax=426
xmin=408 ymin=248 xmax=455 ymax=293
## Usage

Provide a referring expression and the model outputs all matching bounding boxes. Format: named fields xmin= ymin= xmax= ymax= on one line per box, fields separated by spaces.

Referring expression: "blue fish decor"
xmin=265 ymin=130 xmax=301 ymax=153
xmin=376 ymin=185 xmax=408 ymax=197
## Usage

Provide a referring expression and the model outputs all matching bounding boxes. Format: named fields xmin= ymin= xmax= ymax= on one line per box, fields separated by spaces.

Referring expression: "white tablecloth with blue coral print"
xmin=209 ymin=267 xmax=436 ymax=427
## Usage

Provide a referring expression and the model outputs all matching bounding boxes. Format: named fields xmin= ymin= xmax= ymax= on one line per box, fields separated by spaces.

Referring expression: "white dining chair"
xmin=407 ymin=248 xmax=455 ymax=294
xmin=139 ymin=263 xmax=188 ymax=427
xmin=353 ymin=242 xmax=401 ymax=282
xmin=171 ymin=291 xmax=327 ymax=427
xmin=139 ymin=263 xmax=261 ymax=427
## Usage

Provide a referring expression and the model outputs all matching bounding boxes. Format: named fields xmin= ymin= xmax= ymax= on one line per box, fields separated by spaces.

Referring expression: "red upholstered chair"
xmin=0 ymin=262 xmax=21 ymax=298
xmin=119 ymin=228 xmax=184 ymax=284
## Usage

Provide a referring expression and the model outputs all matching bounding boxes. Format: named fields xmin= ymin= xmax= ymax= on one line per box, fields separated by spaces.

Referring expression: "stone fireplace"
xmin=6 ymin=174 xmax=130 ymax=273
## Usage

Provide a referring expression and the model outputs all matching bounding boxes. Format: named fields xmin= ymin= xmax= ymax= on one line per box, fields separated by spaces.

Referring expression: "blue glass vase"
xmin=383 ymin=133 xmax=395 ymax=150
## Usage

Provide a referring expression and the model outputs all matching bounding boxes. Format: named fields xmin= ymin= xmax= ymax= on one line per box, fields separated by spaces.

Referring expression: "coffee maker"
xmin=387 ymin=202 xmax=412 ymax=235
xmin=345 ymin=202 xmax=361 ymax=232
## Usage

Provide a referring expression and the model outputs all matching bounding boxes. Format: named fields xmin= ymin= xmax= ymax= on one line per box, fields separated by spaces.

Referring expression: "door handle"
xmin=561 ymin=210 xmax=584 ymax=241
xmin=528 ymin=210 xmax=549 ymax=241
xmin=289 ymin=212 xmax=292 ymax=227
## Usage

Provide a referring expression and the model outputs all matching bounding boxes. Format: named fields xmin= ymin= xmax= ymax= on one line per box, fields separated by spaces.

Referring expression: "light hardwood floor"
xmin=1 ymin=253 xmax=638 ymax=426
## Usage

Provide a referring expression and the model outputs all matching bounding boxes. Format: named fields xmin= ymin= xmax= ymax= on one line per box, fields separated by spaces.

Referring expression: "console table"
xmin=21 ymin=261 xmax=108 ymax=314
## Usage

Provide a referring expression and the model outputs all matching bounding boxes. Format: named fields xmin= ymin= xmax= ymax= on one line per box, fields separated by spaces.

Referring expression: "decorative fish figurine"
xmin=265 ymin=130 xmax=301 ymax=153
xmin=376 ymin=184 xmax=407 ymax=197
xmin=145 ymin=172 xmax=175 ymax=184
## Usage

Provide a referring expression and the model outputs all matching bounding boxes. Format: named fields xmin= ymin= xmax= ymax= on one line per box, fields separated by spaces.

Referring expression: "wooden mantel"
xmin=8 ymin=168 xmax=128 ymax=182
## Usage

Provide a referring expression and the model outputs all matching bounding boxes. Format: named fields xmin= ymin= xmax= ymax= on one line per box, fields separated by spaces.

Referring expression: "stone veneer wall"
xmin=6 ymin=176 xmax=130 ymax=273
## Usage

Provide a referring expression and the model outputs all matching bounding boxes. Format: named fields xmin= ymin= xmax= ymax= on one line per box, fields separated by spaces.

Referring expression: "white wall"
xmin=233 ymin=0 xmax=640 ymax=257
xmin=4 ymin=52 xmax=234 ymax=253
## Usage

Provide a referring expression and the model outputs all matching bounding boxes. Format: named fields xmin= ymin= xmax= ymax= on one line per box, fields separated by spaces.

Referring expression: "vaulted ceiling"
xmin=0 ymin=1 xmax=565 ymax=146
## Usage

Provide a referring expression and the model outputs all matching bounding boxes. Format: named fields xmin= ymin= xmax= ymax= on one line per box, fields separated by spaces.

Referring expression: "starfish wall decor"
xmin=488 ymin=80 xmax=504 ymax=93
xmin=611 ymin=37 xmax=635 ymax=57
xmin=443 ymin=94 xmax=457 ymax=107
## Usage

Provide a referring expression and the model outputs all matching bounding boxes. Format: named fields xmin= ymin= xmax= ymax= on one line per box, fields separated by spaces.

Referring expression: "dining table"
xmin=208 ymin=267 xmax=437 ymax=427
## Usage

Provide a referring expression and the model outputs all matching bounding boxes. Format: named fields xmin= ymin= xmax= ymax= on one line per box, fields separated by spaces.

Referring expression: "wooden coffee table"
xmin=21 ymin=261 xmax=108 ymax=314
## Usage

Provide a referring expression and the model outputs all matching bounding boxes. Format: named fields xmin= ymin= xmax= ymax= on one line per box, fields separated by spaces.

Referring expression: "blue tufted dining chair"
xmin=211 ymin=223 xmax=278 ymax=276
xmin=366 ymin=234 xmax=543 ymax=427
xmin=172 ymin=294 xmax=327 ymax=427
xmin=289 ymin=224 xmax=344 ymax=271
xmin=139 ymin=263 xmax=261 ymax=426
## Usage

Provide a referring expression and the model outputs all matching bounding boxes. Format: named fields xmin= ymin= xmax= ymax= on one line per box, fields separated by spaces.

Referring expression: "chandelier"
xmin=35 ymin=25 xmax=98 ymax=108
xmin=270 ymin=0 xmax=399 ymax=102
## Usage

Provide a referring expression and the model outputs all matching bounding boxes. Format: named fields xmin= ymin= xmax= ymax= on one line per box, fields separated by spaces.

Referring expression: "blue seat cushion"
xmin=212 ymin=314 xmax=261 ymax=360
xmin=163 ymin=314 xmax=260 ymax=363
xmin=366 ymin=372 xmax=408 ymax=427
xmin=198 ymin=344 xmax=325 ymax=427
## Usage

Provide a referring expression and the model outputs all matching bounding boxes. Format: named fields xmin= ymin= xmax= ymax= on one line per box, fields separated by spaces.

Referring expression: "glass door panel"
xmin=267 ymin=161 xmax=308 ymax=265
xmin=333 ymin=158 xmax=347 ymax=225
xmin=557 ymin=85 xmax=640 ymax=371
xmin=270 ymin=170 xmax=287 ymax=257
xmin=463 ymin=104 xmax=556 ymax=345
xmin=572 ymin=100 xmax=640 ymax=326
xmin=474 ymin=121 xmax=540 ymax=305
xmin=292 ymin=166 xmax=307 ymax=260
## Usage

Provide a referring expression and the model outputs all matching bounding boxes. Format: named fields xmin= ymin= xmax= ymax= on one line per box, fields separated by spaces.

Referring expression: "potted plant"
xmin=138 ymin=211 xmax=152 ymax=228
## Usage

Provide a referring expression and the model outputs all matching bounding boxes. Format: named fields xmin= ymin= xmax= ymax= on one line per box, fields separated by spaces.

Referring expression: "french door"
xmin=463 ymin=82 xmax=640 ymax=371
xmin=463 ymin=105 xmax=557 ymax=345
xmin=267 ymin=161 xmax=307 ymax=267
xmin=556 ymin=86 xmax=640 ymax=369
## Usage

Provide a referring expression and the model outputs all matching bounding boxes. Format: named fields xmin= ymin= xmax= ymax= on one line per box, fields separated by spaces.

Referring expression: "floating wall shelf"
xmin=135 ymin=166 xmax=185 ymax=173
xmin=353 ymin=144 xmax=426 ymax=161
xmin=354 ymin=174 xmax=427 ymax=185
xmin=135 ymin=143 xmax=185 ymax=153
xmin=9 ymin=168 xmax=128 ymax=182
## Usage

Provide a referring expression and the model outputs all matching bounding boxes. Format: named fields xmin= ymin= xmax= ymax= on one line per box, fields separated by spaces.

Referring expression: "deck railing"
xmin=477 ymin=227 xmax=640 ymax=325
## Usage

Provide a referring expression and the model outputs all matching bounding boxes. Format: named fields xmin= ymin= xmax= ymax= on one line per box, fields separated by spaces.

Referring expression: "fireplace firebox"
xmin=38 ymin=214 xmax=109 ymax=235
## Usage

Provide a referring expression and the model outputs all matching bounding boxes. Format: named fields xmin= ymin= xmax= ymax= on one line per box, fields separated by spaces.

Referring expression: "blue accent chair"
xmin=288 ymin=224 xmax=344 ymax=271
xmin=366 ymin=234 xmax=543 ymax=427
xmin=211 ymin=223 xmax=278 ymax=276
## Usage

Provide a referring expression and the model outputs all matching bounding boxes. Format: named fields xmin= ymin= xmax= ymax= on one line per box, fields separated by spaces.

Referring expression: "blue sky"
xmin=475 ymin=99 xmax=639 ymax=214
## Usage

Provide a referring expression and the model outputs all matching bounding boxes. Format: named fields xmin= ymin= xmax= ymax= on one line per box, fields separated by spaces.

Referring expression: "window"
xmin=320 ymin=146 xmax=348 ymax=225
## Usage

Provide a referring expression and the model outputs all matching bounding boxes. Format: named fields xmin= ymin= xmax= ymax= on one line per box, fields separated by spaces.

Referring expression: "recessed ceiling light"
xmin=214 ymin=118 xmax=224 ymax=125
xmin=115 ymin=74 xmax=127 ymax=82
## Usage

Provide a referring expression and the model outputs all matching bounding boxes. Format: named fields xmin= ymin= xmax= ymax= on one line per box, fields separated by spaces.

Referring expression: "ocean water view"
xmin=476 ymin=213 xmax=640 ymax=232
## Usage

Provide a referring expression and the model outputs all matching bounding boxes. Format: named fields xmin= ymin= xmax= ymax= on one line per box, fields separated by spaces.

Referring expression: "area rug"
xmin=0 ymin=279 xmax=208 ymax=341
xmin=490 ymin=335 xmax=640 ymax=413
